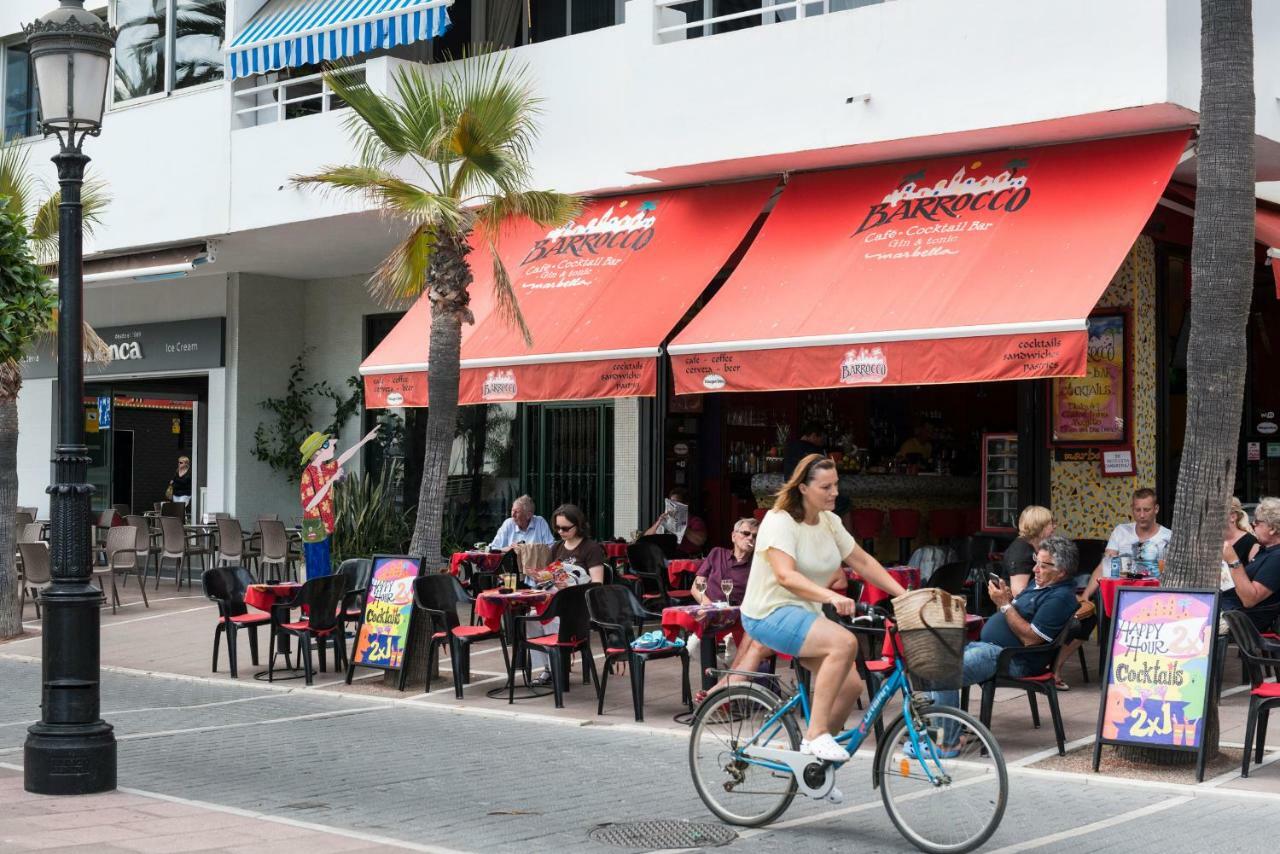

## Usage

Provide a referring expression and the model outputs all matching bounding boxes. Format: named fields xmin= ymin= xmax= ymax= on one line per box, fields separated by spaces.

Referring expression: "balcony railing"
xmin=232 ymin=64 xmax=364 ymax=130
xmin=654 ymin=0 xmax=887 ymax=42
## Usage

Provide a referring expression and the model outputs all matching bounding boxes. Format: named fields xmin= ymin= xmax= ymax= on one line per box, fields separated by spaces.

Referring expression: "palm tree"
xmin=1161 ymin=0 xmax=1255 ymax=757
xmin=295 ymin=54 xmax=580 ymax=566
xmin=0 ymin=139 xmax=109 ymax=639
xmin=1164 ymin=2 xmax=1254 ymax=588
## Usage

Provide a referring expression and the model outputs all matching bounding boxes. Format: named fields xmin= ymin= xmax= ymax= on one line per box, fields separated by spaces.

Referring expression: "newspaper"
xmin=660 ymin=498 xmax=689 ymax=544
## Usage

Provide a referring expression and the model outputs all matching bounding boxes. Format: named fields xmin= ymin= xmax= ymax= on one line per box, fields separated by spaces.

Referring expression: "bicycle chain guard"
xmin=739 ymin=745 xmax=835 ymax=800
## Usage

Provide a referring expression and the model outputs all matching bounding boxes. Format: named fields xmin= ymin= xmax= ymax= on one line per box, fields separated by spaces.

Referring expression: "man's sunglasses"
xmin=734 ymin=530 xmax=757 ymax=538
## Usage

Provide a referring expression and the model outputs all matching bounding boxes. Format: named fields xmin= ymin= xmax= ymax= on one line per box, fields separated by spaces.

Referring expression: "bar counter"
xmin=750 ymin=472 xmax=980 ymax=563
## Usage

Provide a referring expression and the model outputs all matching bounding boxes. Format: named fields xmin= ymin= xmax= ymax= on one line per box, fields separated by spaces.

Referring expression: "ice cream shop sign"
xmin=21 ymin=318 xmax=226 ymax=379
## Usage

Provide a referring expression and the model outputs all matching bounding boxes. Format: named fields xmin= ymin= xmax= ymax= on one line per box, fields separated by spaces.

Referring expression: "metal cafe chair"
xmin=102 ymin=525 xmax=149 ymax=615
xmin=158 ymin=515 xmax=206 ymax=589
xmin=17 ymin=542 xmax=52 ymax=620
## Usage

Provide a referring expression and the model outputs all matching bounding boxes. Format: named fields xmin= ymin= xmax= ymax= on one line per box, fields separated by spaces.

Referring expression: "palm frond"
xmin=324 ymin=62 xmax=416 ymax=170
xmin=444 ymin=51 xmax=543 ymax=195
xmin=366 ymin=225 xmax=437 ymax=307
xmin=0 ymin=138 xmax=37 ymax=224
xmin=291 ymin=164 xmax=461 ymax=228
xmin=487 ymin=234 xmax=532 ymax=347
xmin=30 ymin=176 xmax=110 ymax=266
xmin=476 ymin=189 xmax=583 ymax=233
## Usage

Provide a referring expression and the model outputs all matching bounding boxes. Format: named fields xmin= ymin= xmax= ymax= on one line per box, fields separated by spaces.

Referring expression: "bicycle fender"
xmin=869 ymin=712 xmax=907 ymax=790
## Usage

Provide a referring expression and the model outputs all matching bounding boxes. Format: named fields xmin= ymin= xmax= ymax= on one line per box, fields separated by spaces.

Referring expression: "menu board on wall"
xmin=1050 ymin=312 xmax=1128 ymax=445
xmin=346 ymin=555 xmax=423 ymax=689
xmin=1092 ymin=587 xmax=1220 ymax=781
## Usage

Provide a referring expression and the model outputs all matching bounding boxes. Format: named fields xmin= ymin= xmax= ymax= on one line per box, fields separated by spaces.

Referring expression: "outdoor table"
xmin=661 ymin=603 xmax=741 ymax=690
xmin=475 ymin=588 xmax=555 ymax=699
xmin=450 ymin=550 xmax=503 ymax=576
xmin=245 ymin=582 xmax=304 ymax=681
xmin=855 ymin=566 xmax=921 ymax=606
xmin=1098 ymin=576 xmax=1161 ymax=619
xmin=666 ymin=558 xmax=700 ymax=587
xmin=604 ymin=542 xmax=629 ymax=560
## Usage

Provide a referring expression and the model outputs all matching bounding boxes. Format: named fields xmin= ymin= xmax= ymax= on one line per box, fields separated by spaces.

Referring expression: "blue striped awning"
xmin=227 ymin=0 xmax=452 ymax=80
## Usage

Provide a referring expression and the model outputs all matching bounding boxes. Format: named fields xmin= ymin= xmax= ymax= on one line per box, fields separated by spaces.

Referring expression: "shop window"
xmin=113 ymin=0 xmax=225 ymax=104
xmin=530 ymin=0 xmax=623 ymax=41
xmin=2 ymin=40 xmax=37 ymax=139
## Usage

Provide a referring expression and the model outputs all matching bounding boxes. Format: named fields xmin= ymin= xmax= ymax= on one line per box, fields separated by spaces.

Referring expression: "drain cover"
xmin=588 ymin=820 xmax=737 ymax=849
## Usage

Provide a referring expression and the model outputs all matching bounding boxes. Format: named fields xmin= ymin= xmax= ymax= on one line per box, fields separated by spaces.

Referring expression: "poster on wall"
xmin=345 ymin=555 xmax=424 ymax=690
xmin=1050 ymin=311 xmax=1128 ymax=445
xmin=1092 ymin=587 xmax=1220 ymax=781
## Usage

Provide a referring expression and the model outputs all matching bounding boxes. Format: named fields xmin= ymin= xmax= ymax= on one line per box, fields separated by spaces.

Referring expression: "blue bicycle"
xmin=689 ymin=610 xmax=1007 ymax=853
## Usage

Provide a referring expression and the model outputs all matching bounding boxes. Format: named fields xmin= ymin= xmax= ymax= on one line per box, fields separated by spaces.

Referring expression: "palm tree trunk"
xmin=397 ymin=234 xmax=473 ymax=688
xmin=1166 ymin=1 xmax=1254 ymax=588
xmin=1158 ymin=0 xmax=1255 ymax=763
xmin=0 ymin=384 xmax=22 ymax=639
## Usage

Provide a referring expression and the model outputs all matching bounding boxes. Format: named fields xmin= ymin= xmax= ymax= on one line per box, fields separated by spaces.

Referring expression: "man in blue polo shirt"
xmin=926 ymin=536 xmax=1080 ymax=751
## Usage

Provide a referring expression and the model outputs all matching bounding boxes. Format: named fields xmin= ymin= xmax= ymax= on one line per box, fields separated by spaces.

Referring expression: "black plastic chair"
xmin=413 ymin=574 xmax=508 ymax=696
xmin=925 ymin=561 xmax=970 ymax=596
xmin=336 ymin=557 xmax=373 ymax=641
xmin=465 ymin=551 xmax=516 ymax=625
xmin=269 ymin=573 xmax=347 ymax=685
xmin=626 ymin=541 xmax=669 ymax=609
xmin=201 ymin=566 xmax=269 ymax=679
xmin=1224 ymin=610 xmax=1280 ymax=777
xmin=587 ymin=585 xmax=690 ymax=721
xmin=964 ymin=619 xmax=1076 ymax=756
xmin=513 ymin=583 xmax=600 ymax=708
xmin=636 ymin=532 xmax=679 ymax=559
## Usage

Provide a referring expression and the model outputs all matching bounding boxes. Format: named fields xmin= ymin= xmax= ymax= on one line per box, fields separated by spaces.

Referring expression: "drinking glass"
xmin=720 ymin=579 xmax=734 ymax=601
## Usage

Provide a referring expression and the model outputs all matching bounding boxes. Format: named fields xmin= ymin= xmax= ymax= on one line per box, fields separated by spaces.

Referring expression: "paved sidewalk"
xmin=0 ymin=766 xmax=428 ymax=852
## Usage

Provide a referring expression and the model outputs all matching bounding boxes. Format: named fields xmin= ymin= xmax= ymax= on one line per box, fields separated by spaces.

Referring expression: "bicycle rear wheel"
xmin=877 ymin=704 xmax=1007 ymax=854
xmin=688 ymin=684 xmax=799 ymax=827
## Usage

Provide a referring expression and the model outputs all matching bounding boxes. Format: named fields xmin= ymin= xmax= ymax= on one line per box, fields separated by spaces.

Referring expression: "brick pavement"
xmin=0 ymin=657 xmax=1276 ymax=853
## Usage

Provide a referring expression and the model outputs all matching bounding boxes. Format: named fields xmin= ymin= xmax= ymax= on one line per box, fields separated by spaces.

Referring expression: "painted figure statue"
xmin=299 ymin=426 xmax=380 ymax=580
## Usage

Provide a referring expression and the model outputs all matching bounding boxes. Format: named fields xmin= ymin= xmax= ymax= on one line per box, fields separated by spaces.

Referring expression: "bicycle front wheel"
xmin=689 ymin=684 xmax=799 ymax=827
xmin=877 ymin=704 xmax=1007 ymax=854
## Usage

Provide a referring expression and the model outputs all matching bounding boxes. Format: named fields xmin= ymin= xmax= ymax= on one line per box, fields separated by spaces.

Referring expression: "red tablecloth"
xmin=1098 ymin=577 xmax=1160 ymax=618
xmin=855 ymin=566 xmax=921 ymax=606
xmin=666 ymin=558 xmax=701 ymax=586
xmin=449 ymin=551 xmax=504 ymax=576
xmin=605 ymin=542 xmax=629 ymax=559
xmin=661 ymin=604 xmax=741 ymax=641
xmin=475 ymin=589 xmax=553 ymax=632
xmin=245 ymin=582 xmax=302 ymax=613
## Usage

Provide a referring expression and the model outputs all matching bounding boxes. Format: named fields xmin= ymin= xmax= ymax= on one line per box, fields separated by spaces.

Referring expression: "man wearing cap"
xmin=300 ymin=426 xmax=380 ymax=580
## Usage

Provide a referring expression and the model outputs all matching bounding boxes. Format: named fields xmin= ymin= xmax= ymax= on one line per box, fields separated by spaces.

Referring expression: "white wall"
xmin=15 ymin=378 xmax=53 ymax=517
xmin=301 ymin=275 xmax=386 ymax=460
xmin=613 ymin=396 xmax=640 ymax=539
xmin=8 ymin=0 xmax=1274 ymax=266
xmin=84 ymin=274 xmax=229 ymax=326
xmin=225 ymin=272 xmax=306 ymax=522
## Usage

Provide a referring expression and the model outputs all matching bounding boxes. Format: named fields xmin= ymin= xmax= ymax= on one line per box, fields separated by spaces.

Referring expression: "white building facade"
xmin=6 ymin=0 xmax=1280 ymax=544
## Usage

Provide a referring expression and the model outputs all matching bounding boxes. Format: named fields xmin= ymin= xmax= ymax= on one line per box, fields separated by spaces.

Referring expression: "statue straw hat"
xmin=299 ymin=432 xmax=332 ymax=467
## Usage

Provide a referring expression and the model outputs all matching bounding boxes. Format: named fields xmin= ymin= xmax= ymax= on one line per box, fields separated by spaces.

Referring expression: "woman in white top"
xmin=740 ymin=455 xmax=906 ymax=763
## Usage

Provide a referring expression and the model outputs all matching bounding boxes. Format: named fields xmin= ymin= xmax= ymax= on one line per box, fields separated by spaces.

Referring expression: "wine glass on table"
xmin=720 ymin=579 xmax=734 ymax=604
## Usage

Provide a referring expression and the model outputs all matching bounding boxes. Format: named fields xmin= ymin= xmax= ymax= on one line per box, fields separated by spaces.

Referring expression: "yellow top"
xmin=741 ymin=509 xmax=856 ymax=620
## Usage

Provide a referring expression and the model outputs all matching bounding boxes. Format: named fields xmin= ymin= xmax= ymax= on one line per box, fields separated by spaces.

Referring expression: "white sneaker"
xmin=825 ymin=784 xmax=844 ymax=803
xmin=800 ymin=734 xmax=850 ymax=763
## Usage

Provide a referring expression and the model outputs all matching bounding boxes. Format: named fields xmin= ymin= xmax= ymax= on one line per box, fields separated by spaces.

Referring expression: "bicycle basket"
xmin=890 ymin=588 xmax=967 ymax=691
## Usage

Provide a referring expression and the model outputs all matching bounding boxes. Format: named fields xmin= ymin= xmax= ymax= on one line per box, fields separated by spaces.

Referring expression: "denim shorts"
xmin=741 ymin=605 xmax=819 ymax=658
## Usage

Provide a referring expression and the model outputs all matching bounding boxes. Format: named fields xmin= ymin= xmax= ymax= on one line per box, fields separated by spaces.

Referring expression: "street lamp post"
xmin=21 ymin=0 xmax=117 ymax=796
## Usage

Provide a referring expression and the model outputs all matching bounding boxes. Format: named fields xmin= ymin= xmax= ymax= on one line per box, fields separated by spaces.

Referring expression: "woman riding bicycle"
xmin=740 ymin=454 xmax=907 ymax=763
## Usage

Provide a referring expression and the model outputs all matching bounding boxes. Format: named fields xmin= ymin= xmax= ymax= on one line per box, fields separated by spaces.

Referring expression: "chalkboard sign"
xmin=1092 ymin=587 xmax=1220 ymax=781
xmin=345 ymin=555 xmax=423 ymax=689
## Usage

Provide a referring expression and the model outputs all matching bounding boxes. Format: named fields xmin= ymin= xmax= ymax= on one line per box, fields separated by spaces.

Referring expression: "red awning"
xmin=361 ymin=180 xmax=775 ymax=407
xmin=668 ymin=132 xmax=1191 ymax=394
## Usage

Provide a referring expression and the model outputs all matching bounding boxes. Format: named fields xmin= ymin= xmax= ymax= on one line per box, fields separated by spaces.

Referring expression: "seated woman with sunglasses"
xmin=521 ymin=504 xmax=606 ymax=685
xmin=740 ymin=454 xmax=907 ymax=764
